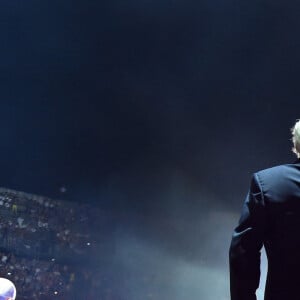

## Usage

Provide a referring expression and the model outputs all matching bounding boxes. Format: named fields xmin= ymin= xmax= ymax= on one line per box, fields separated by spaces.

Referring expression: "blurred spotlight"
xmin=0 ymin=278 xmax=16 ymax=300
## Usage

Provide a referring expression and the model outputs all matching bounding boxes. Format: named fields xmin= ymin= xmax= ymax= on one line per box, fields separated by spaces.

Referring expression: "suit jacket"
xmin=229 ymin=159 xmax=300 ymax=300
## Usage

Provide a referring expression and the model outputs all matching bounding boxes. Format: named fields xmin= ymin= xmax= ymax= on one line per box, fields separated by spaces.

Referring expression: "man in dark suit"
xmin=229 ymin=120 xmax=300 ymax=300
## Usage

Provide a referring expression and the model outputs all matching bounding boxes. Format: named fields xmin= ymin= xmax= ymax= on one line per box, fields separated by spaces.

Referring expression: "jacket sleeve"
xmin=229 ymin=173 xmax=265 ymax=300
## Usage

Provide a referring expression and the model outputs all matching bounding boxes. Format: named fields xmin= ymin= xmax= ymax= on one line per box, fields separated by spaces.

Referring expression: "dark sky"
xmin=0 ymin=0 xmax=298 ymax=209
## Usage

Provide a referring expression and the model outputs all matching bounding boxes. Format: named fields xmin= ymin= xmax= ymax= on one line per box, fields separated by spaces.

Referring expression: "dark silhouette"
xmin=230 ymin=120 xmax=300 ymax=300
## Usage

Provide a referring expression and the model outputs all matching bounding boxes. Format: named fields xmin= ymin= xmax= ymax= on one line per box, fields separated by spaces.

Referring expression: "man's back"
xmin=230 ymin=159 xmax=300 ymax=300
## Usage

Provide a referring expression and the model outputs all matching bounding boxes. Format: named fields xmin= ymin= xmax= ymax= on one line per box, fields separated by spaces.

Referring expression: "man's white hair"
xmin=292 ymin=119 xmax=300 ymax=157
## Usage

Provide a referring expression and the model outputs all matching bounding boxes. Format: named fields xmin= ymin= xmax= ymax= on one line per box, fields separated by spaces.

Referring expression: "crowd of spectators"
xmin=0 ymin=249 xmax=92 ymax=300
xmin=0 ymin=188 xmax=112 ymax=299
xmin=0 ymin=188 xmax=102 ymax=261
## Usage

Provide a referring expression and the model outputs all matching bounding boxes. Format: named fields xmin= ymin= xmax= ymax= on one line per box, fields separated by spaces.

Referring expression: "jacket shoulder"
xmin=254 ymin=162 xmax=300 ymax=195
xmin=256 ymin=163 xmax=291 ymax=178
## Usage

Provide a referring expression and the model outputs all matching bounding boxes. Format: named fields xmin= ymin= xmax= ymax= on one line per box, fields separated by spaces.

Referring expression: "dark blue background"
xmin=0 ymin=1 xmax=298 ymax=299
xmin=0 ymin=0 xmax=297 ymax=208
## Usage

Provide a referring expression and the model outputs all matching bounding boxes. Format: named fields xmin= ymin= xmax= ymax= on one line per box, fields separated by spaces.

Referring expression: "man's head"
xmin=0 ymin=278 xmax=16 ymax=300
xmin=292 ymin=119 xmax=300 ymax=158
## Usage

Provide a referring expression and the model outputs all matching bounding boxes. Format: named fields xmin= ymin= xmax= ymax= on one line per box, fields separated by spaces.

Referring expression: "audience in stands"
xmin=0 ymin=190 xmax=99 ymax=259
xmin=0 ymin=189 xmax=111 ymax=299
